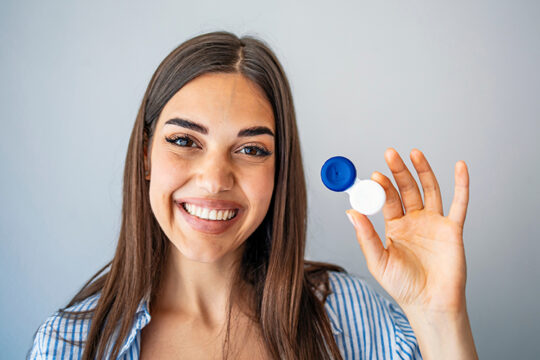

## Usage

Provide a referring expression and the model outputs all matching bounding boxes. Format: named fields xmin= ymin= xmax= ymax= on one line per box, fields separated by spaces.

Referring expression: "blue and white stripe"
xmin=28 ymin=270 xmax=422 ymax=359
xmin=324 ymin=271 xmax=423 ymax=359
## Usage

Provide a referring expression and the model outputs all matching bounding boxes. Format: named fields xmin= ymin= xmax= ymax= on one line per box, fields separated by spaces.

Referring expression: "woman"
xmin=28 ymin=31 xmax=478 ymax=359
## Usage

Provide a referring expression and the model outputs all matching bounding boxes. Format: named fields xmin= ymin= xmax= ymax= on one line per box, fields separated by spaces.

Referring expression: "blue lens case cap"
xmin=321 ymin=156 xmax=357 ymax=192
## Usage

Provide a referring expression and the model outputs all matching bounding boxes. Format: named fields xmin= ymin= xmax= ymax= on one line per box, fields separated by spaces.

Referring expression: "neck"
xmin=151 ymin=243 xmax=249 ymax=327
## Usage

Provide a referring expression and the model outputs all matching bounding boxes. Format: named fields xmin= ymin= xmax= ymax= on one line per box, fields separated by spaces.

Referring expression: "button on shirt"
xmin=28 ymin=271 xmax=423 ymax=359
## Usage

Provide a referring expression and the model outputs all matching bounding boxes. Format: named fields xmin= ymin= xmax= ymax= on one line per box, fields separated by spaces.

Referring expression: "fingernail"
xmin=346 ymin=212 xmax=356 ymax=228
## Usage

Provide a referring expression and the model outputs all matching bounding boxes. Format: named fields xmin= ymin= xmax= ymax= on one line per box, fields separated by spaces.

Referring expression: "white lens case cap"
xmin=345 ymin=179 xmax=386 ymax=215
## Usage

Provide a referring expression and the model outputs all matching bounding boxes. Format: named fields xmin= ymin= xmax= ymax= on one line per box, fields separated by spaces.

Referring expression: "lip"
xmin=175 ymin=198 xmax=243 ymax=235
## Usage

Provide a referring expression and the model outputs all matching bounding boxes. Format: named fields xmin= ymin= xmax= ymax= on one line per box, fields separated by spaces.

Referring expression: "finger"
xmin=448 ymin=160 xmax=469 ymax=227
xmin=385 ymin=148 xmax=424 ymax=213
xmin=346 ymin=209 xmax=387 ymax=276
xmin=371 ymin=171 xmax=404 ymax=221
xmin=410 ymin=149 xmax=444 ymax=215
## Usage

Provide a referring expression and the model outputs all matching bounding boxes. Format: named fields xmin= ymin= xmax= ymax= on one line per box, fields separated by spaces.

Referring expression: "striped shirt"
xmin=28 ymin=271 xmax=422 ymax=359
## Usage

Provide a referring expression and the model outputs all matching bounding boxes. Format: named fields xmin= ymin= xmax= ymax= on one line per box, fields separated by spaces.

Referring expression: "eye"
xmin=165 ymin=135 xmax=199 ymax=148
xmin=238 ymin=145 xmax=272 ymax=157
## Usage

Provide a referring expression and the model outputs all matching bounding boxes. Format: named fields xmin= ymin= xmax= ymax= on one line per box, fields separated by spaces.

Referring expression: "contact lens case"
xmin=321 ymin=156 xmax=386 ymax=215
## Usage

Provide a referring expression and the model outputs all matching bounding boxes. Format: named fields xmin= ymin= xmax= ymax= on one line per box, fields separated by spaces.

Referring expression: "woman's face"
xmin=144 ymin=73 xmax=276 ymax=263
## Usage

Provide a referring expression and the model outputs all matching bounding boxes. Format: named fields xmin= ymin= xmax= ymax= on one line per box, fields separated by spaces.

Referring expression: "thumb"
xmin=346 ymin=209 xmax=386 ymax=275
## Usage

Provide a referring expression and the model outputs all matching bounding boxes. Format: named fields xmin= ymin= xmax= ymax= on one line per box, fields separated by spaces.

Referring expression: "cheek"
xmin=149 ymin=151 xmax=190 ymax=209
xmin=242 ymin=163 xmax=275 ymax=211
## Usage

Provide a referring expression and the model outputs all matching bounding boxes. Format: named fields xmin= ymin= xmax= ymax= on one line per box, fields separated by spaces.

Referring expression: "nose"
xmin=195 ymin=153 xmax=234 ymax=194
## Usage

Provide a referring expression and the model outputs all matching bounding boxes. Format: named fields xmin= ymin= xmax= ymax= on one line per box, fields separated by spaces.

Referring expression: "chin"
xmin=176 ymin=242 xmax=228 ymax=263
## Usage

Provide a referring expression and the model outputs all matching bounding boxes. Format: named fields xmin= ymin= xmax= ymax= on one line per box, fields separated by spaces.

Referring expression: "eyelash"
xmin=165 ymin=135 xmax=273 ymax=157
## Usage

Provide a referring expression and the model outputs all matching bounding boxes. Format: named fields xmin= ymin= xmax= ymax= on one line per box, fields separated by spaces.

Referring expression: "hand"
xmin=347 ymin=148 xmax=470 ymax=314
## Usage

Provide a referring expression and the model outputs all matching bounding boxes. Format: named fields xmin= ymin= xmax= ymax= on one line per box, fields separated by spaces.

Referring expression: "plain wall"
xmin=1 ymin=0 xmax=539 ymax=358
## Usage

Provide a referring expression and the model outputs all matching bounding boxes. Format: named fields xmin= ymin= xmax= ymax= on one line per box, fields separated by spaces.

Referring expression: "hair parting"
xmin=48 ymin=31 xmax=347 ymax=360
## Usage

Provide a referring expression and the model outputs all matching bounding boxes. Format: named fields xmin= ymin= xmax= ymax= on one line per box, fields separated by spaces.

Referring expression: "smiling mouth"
xmin=181 ymin=202 xmax=239 ymax=221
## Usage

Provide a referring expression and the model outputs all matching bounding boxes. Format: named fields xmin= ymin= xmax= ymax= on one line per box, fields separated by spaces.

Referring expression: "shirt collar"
xmin=324 ymin=300 xmax=343 ymax=335
xmin=131 ymin=294 xmax=343 ymax=335
xmin=135 ymin=290 xmax=151 ymax=318
xmin=117 ymin=292 xmax=152 ymax=358
xmin=117 ymin=290 xmax=342 ymax=357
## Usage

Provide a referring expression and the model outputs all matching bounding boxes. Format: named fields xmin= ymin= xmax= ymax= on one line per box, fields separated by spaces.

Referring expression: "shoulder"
xmin=27 ymin=293 xmax=101 ymax=360
xmin=324 ymin=270 xmax=423 ymax=359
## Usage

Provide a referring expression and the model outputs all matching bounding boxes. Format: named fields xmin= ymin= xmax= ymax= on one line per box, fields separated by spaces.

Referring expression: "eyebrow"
xmin=165 ymin=118 xmax=208 ymax=134
xmin=164 ymin=118 xmax=275 ymax=137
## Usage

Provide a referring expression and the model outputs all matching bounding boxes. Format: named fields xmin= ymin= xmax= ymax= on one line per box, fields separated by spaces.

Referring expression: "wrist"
xmin=402 ymin=305 xmax=478 ymax=360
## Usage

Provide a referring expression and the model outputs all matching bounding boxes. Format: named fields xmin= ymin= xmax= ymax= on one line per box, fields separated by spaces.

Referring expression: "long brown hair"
xmin=52 ymin=31 xmax=346 ymax=359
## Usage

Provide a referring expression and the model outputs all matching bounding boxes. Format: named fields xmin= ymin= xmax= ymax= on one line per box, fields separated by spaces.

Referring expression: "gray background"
xmin=2 ymin=0 xmax=539 ymax=358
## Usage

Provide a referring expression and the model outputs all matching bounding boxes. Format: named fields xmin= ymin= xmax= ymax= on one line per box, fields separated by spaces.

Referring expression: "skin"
xmin=139 ymin=71 xmax=477 ymax=358
xmin=347 ymin=148 xmax=479 ymax=359
xmin=140 ymin=72 xmax=275 ymax=358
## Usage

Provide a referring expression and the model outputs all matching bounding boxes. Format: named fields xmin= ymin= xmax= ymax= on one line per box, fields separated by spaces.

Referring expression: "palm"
xmin=379 ymin=208 xmax=466 ymax=313
xmin=347 ymin=148 xmax=470 ymax=314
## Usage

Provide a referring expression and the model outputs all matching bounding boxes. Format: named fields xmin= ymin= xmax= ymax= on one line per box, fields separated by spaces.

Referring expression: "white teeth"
xmin=182 ymin=203 xmax=237 ymax=221
xmin=201 ymin=208 xmax=209 ymax=219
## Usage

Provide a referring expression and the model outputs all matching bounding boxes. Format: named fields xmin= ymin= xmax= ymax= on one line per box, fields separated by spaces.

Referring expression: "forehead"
xmin=158 ymin=72 xmax=275 ymax=130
